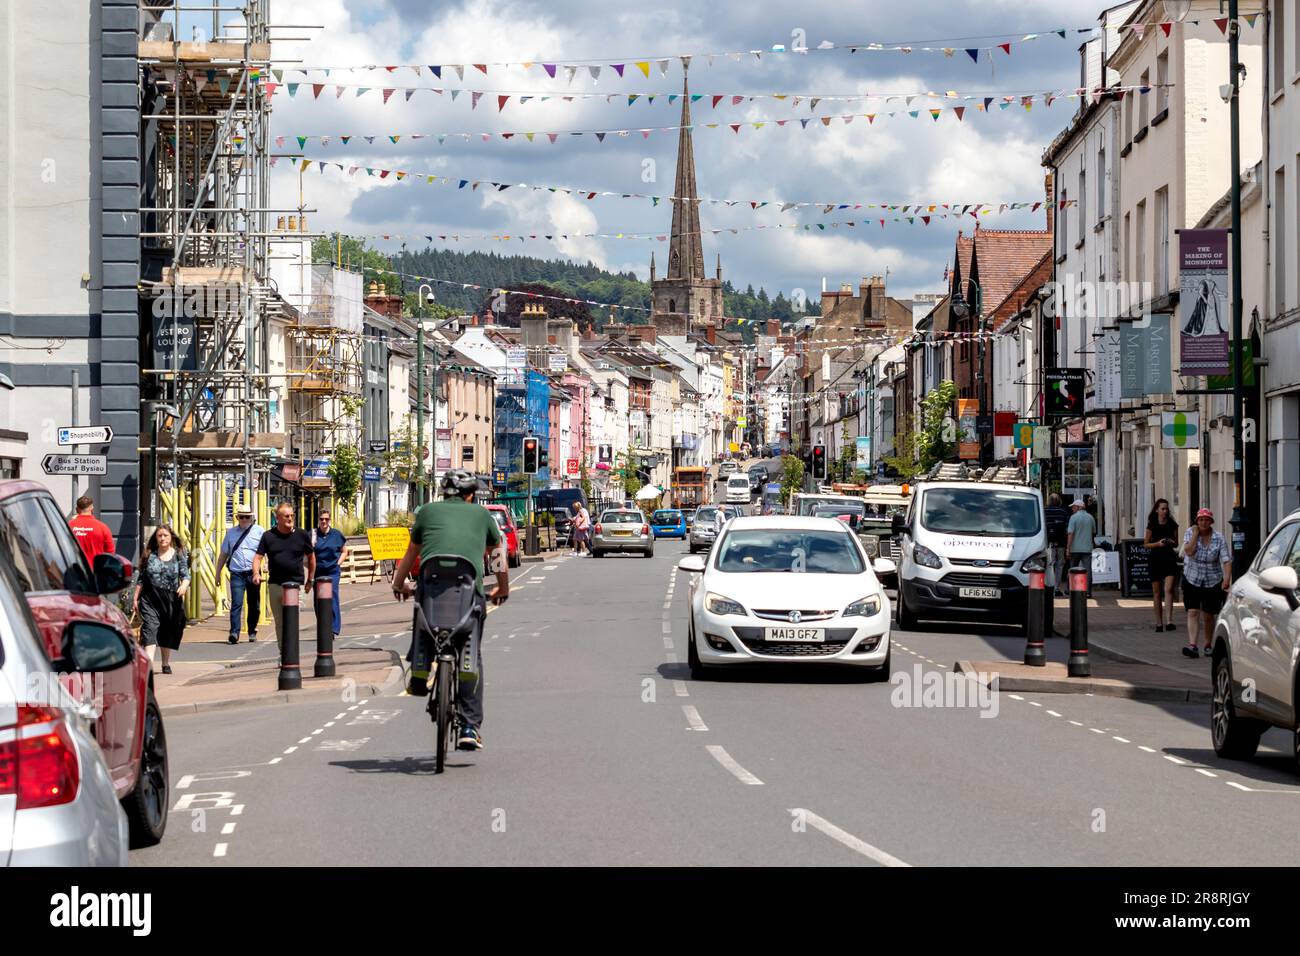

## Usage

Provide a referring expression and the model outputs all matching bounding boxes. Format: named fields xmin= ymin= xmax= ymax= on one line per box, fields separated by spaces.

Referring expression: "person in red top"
xmin=68 ymin=495 xmax=115 ymax=566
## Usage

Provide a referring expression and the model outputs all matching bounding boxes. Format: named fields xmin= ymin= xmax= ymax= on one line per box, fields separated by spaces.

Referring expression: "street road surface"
xmin=136 ymin=544 xmax=1300 ymax=867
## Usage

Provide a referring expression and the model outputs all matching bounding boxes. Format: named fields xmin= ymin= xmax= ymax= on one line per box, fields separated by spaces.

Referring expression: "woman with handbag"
xmin=1143 ymin=498 xmax=1180 ymax=632
xmin=132 ymin=523 xmax=190 ymax=674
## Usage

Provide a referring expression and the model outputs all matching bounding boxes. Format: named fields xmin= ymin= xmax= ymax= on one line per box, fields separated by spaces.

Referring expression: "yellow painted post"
xmin=187 ymin=480 xmax=201 ymax=620
xmin=258 ymin=487 xmax=272 ymax=627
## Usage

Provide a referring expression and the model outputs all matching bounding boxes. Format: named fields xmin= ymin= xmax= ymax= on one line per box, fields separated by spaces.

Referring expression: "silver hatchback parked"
xmin=592 ymin=510 xmax=654 ymax=558
xmin=1210 ymin=510 xmax=1300 ymax=771
xmin=0 ymin=555 xmax=128 ymax=866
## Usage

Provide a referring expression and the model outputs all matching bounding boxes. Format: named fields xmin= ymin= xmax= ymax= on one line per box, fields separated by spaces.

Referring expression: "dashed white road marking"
xmin=1194 ymin=769 xmax=1218 ymax=778
xmin=1112 ymin=736 xmax=1130 ymax=744
xmin=221 ymin=823 xmax=236 ymax=835
xmin=662 ymin=621 xmax=672 ymax=634
xmin=1008 ymin=694 xmax=1024 ymax=701
xmin=213 ymin=843 xmax=228 ymax=858
xmin=283 ymin=746 xmax=297 ymax=754
xmin=230 ymin=805 xmax=244 ymax=816
xmin=682 ymin=705 xmax=708 ymax=732
xmin=1028 ymin=701 xmax=1042 ymax=707
xmin=1088 ymin=728 xmax=1105 ymax=735
xmin=790 ymin=809 xmax=911 ymax=868
xmin=268 ymin=757 xmax=282 ymax=765
xmin=673 ymin=680 xmax=689 ymax=697
xmin=1138 ymin=745 xmax=1157 ymax=753
xmin=706 ymin=745 xmax=763 ymax=785
xmin=1163 ymin=755 xmax=1188 ymax=766
xmin=663 ymin=637 xmax=674 ymax=649
xmin=1068 ymin=720 xmax=1083 ymax=727
xmin=297 ymin=737 xmax=311 ymax=744
xmin=324 ymin=721 xmax=335 ymax=727
xmin=1046 ymin=710 xmax=1062 ymax=717
xmin=310 ymin=729 xmax=323 ymax=736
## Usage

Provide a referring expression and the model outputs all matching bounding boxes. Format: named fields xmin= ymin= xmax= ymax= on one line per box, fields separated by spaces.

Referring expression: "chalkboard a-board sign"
xmin=1121 ymin=539 xmax=1153 ymax=596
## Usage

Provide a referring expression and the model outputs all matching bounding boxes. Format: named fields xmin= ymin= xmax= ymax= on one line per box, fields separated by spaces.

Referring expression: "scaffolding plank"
xmin=139 ymin=41 xmax=273 ymax=62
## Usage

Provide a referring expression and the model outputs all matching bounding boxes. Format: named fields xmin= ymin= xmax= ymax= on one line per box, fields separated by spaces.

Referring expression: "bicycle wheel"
xmin=434 ymin=657 xmax=453 ymax=773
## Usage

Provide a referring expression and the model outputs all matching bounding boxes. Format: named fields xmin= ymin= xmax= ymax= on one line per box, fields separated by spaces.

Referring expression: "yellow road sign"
xmin=366 ymin=526 xmax=412 ymax=561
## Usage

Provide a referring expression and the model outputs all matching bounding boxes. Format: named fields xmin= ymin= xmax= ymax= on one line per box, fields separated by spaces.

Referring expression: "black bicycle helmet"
xmin=441 ymin=469 xmax=480 ymax=496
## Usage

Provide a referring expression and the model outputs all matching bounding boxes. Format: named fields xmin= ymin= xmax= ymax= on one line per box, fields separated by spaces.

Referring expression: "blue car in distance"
xmin=650 ymin=508 xmax=687 ymax=539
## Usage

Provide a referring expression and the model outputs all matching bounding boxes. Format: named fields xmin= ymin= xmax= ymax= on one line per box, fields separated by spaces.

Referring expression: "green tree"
xmin=881 ymin=379 xmax=958 ymax=477
xmin=329 ymin=444 xmax=365 ymax=516
xmin=779 ymin=454 xmax=805 ymax=504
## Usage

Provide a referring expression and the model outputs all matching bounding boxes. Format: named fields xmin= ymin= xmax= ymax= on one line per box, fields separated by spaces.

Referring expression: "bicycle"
xmin=411 ymin=554 xmax=483 ymax=773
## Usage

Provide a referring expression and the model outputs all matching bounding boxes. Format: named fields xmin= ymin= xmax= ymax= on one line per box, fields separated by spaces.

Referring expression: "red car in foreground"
xmin=0 ymin=480 xmax=169 ymax=847
xmin=485 ymin=504 xmax=522 ymax=568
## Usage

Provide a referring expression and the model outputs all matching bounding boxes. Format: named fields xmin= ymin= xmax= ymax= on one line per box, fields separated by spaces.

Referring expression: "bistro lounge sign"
xmin=1178 ymin=229 xmax=1230 ymax=376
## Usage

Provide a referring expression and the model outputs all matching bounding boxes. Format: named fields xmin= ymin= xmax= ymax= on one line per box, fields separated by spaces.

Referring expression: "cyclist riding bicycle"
xmin=393 ymin=469 xmax=509 ymax=751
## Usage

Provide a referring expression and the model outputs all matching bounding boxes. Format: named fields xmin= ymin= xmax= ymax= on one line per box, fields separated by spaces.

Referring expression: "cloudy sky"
xmin=264 ymin=0 xmax=1111 ymax=302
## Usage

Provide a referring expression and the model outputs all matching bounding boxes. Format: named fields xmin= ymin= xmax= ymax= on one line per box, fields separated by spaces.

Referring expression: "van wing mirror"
xmin=891 ymin=513 xmax=906 ymax=537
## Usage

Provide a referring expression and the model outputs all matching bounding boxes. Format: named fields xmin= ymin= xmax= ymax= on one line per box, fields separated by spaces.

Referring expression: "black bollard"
xmin=1024 ymin=570 xmax=1047 ymax=666
xmin=314 ymin=577 xmax=336 ymax=678
xmin=525 ymin=519 xmax=539 ymax=556
xmin=279 ymin=584 xmax=302 ymax=690
xmin=1068 ymin=567 xmax=1090 ymax=677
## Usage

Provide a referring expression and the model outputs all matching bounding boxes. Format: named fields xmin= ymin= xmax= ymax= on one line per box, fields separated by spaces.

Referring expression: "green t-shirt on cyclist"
xmin=410 ymin=497 xmax=503 ymax=595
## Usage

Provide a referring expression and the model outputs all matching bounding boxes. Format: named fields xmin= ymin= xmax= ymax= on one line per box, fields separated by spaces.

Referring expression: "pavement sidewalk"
xmin=953 ymin=592 xmax=1213 ymax=703
xmin=155 ymin=644 xmax=403 ymax=717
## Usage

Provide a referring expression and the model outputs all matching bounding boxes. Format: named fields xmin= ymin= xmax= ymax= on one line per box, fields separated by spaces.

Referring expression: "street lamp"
xmin=413 ymin=283 xmax=460 ymax=507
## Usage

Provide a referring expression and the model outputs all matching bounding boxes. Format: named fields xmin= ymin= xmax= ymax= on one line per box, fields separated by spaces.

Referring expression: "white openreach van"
xmin=892 ymin=480 xmax=1047 ymax=629
xmin=725 ymin=474 xmax=752 ymax=505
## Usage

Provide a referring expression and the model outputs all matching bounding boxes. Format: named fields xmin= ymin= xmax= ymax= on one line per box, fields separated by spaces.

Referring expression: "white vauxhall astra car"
xmin=677 ymin=516 xmax=894 ymax=680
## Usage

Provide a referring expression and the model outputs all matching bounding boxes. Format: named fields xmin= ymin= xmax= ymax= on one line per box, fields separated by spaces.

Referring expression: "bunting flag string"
xmin=258 ymin=80 xmax=1167 ymax=111
xmin=254 ymin=16 xmax=1259 ymax=78
xmin=288 ymin=154 xmax=1071 ymax=216
xmin=267 ymin=86 xmax=1153 ymax=145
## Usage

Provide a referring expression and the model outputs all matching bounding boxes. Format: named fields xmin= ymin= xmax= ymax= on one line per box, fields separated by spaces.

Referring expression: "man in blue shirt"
xmin=214 ymin=503 xmax=265 ymax=645
xmin=312 ymin=508 xmax=349 ymax=637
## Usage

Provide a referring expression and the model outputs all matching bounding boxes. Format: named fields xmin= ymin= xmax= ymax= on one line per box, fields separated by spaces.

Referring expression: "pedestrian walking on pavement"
xmin=68 ymin=495 xmax=115 ymax=567
xmin=1066 ymin=498 xmax=1096 ymax=598
xmin=1044 ymin=493 xmax=1070 ymax=596
xmin=1143 ymin=498 xmax=1180 ymax=633
xmin=132 ymin=523 xmax=189 ymax=675
xmin=1180 ymin=508 xmax=1231 ymax=659
xmin=570 ymin=501 xmax=591 ymax=556
xmin=312 ymin=508 xmax=348 ymax=637
xmin=252 ymin=502 xmax=315 ymax=656
xmin=214 ymin=503 xmax=264 ymax=644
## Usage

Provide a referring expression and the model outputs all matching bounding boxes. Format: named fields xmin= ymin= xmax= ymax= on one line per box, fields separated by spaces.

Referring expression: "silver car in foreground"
xmin=592 ymin=509 xmax=654 ymax=558
xmin=1210 ymin=509 xmax=1300 ymax=771
xmin=0 ymin=556 xmax=128 ymax=866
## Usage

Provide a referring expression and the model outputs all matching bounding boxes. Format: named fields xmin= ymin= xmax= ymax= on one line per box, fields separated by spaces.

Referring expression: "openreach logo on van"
xmin=890 ymin=664 xmax=999 ymax=718
xmin=49 ymin=886 xmax=151 ymax=936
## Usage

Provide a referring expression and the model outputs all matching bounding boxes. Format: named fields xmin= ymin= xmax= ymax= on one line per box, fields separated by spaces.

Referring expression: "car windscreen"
xmin=695 ymin=508 xmax=718 ymax=522
xmin=727 ymin=477 xmax=749 ymax=487
xmin=714 ymin=529 xmax=865 ymax=574
xmin=602 ymin=511 xmax=643 ymax=523
xmin=490 ymin=511 xmax=510 ymax=528
xmin=812 ymin=502 xmax=865 ymax=517
xmin=920 ymin=488 xmax=1041 ymax=536
xmin=652 ymin=511 xmax=681 ymax=523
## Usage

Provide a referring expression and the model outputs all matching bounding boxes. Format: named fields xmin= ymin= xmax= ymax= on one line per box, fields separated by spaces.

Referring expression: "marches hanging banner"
xmin=1178 ymin=229 xmax=1230 ymax=375
xmin=1119 ymin=315 xmax=1172 ymax=397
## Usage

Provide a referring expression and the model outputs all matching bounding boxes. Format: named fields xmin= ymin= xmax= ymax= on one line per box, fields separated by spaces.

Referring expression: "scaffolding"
xmin=136 ymin=0 xmax=307 ymax=621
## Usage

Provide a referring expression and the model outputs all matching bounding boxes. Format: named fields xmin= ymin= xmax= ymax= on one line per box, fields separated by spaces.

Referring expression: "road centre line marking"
xmin=268 ymin=757 xmax=282 ymax=765
xmin=1028 ymin=701 xmax=1042 ymax=707
xmin=1008 ymin=694 xmax=1024 ymax=701
xmin=213 ymin=843 xmax=228 ymax=858
xmin=662 ymin=621 xmax=672 ymax=633
xmin=682 ymin=705 xmax=708 ymax=731
xmin=334 ymin=713 xmax=346 ymax=720
xmin=706 ymin=745 xmax=763 ymax=785
xmin=1068 ymin=720 xmax=1083 ymax=726
xmin=673 ymin=680 xmax=689 ymax=697
xmin=283 ymin=746 xmax=297 ymax=754
xmin=221 ymin=823 xmax=236 ymax=835
xmin=663 ymin=637 xmax=674 ymax=649
xmin=1163 ymin=755 xmax=1188 ymax=765
xmin=1112 ymin=736 xmax=1130 ymax=743
xmin=297 ymin=737 xmax=311 ymax=744
xmin=230 ymin=805 xmax=244 ymax=815
xmin=1227 ymin=781 xmax=1252 ymax=791
xmin=1046 ymin=710 xmax=1061 ymax=717
xmin=1194 ymin=769 xmax=1218 ymax=778
xmin=1089 ymin=728 xmax=1105 ymax=734
xmin=790 ymin=809 xmax=911 ymax=868
xmin=311 ymin=729 xmax=323 ymax=735
xmin=1138 ymin=745 xmax=1157 ymax=753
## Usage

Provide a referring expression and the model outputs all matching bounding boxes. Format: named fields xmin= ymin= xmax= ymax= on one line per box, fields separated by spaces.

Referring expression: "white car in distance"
xmin=677 ymin=516 xmax=894 ymax=680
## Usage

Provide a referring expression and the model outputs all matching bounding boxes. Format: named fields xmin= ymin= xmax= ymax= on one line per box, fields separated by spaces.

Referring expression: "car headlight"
xmin=843 ymin=594 xmax=882 ymax=617
xmin=913 ymin=543 xmax=943 ymax=569
xmin=1020 ymin=552 xmax=1048 ymax=573
xmin=705 ymin=592 xmax=747 ymax=616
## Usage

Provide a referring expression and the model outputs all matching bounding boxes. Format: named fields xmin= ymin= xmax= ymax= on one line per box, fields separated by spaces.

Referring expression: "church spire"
xmin=668 ymin=67 xmax=705 ymax=281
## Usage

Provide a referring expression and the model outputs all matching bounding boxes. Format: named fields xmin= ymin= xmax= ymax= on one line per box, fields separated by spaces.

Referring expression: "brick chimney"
xmin=705 ymin=324 xmax=716 ymax=346
xmin=364 ymin=283 xmax=404 ymax=319
xmin=862 ymin=276 xmax=885 ymax=321
xmin=767 ymin=319 xmax=780 ymax=337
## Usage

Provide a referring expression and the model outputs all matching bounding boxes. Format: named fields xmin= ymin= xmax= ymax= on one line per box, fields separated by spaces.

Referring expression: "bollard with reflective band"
xmin=1024 ymin=571 xmax=1047 ymax=666
xmin=279 ymin=584 xmax=302 ymax=690
xmin=314 ymin=577 xmax=336 ymax=678
xmin=1068 ymin=568 xmax=1090 ymax=677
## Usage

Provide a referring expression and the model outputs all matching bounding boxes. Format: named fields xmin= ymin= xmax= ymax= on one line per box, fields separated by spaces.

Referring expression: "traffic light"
xmin=538 ymin=448 xmax=549 ymax=470
xmin=811 ymin=444 xmax=826 ymax=480
xmin=522 ymin=436 xmax=540 ymax=474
